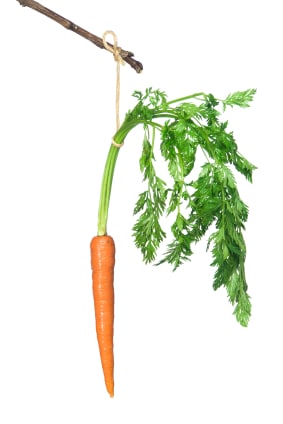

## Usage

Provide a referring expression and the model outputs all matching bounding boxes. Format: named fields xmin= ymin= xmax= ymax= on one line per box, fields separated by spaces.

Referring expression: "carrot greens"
xmin=98 ymin=87 xmax=256 ymax=326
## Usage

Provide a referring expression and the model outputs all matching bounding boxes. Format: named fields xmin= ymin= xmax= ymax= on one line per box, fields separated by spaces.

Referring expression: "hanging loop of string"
xmin=102 ymin=30 xmax=125 ymax=148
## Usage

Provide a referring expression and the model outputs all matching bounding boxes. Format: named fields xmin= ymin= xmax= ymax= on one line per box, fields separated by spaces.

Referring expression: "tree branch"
xmin=16 ymin=0 xmax=143 ymax=73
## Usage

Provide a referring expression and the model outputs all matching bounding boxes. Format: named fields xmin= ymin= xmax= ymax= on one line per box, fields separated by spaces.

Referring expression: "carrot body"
xmin=90 ymin=235 xmax=115 ymax=397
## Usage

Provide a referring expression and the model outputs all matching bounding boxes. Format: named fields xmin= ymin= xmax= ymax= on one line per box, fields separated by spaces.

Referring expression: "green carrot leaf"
xmin=223 ymin=88 xmax=257 ymax=110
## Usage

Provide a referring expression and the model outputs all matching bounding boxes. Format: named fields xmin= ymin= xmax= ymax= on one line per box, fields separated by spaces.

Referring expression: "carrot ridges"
xmin=90 ymin=235 xmax=115 ymax=397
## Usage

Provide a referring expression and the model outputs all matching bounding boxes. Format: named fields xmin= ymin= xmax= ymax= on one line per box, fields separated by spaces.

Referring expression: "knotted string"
xmin=102 ymin=31 xmax=125 ymax=148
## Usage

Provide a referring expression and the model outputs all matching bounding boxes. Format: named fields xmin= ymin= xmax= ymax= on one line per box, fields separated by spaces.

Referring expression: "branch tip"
xmin=16 ymin=0 xmax=143 ymax=73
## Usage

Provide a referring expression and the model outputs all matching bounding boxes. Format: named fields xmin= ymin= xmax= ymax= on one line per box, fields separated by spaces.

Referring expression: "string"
xmin=102 ymin=30 xmax=125 ymax=148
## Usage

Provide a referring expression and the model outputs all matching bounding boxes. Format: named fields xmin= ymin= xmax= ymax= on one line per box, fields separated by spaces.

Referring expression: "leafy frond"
xmin=223 ymin=88 xmax=257 ymax=110
xmin=123 ymin=87 xmax=256 ymax=326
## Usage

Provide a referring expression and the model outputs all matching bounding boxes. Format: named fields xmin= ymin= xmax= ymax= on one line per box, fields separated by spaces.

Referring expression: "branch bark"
xmin=16 ymin=0 xmax=143 ymax=73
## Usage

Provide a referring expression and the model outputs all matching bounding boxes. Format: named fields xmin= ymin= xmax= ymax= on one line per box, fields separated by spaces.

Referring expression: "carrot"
xmin=90 ymin=235 xmax=115 ymax=398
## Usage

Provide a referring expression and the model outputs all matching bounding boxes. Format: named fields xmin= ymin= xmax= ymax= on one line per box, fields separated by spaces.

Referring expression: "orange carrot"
xmin=90 ymin=235 xmax=115 ymax=397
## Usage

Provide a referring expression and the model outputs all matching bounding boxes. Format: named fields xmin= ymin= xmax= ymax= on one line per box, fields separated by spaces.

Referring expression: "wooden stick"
xmin=16 ymin=0 xmax=143 ymax=73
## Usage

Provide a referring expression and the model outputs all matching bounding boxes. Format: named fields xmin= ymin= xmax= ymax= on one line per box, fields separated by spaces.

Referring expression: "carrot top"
xmin=97 ymin=88 xmax=256 ymax=326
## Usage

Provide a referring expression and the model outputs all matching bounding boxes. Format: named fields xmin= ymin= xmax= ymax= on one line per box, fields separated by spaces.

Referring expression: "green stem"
xmin=166 ymin=92 xmax=206 ymax=105
xmin=97 ymin=145 xmax=119 ymax=235
xmin=152 ymin=112 xmax=178 ymax=120
xmin=97 ymin=120 xmax=142 ymax=235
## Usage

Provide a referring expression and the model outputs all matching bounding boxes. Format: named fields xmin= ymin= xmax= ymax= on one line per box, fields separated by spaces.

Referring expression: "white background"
xmin=1 ymin=1 xmax=282 ymax=423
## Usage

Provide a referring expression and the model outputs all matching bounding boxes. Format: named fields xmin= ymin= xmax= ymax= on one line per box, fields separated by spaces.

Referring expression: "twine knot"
xmin=102 ymin=30 xmax=125 ymax=66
